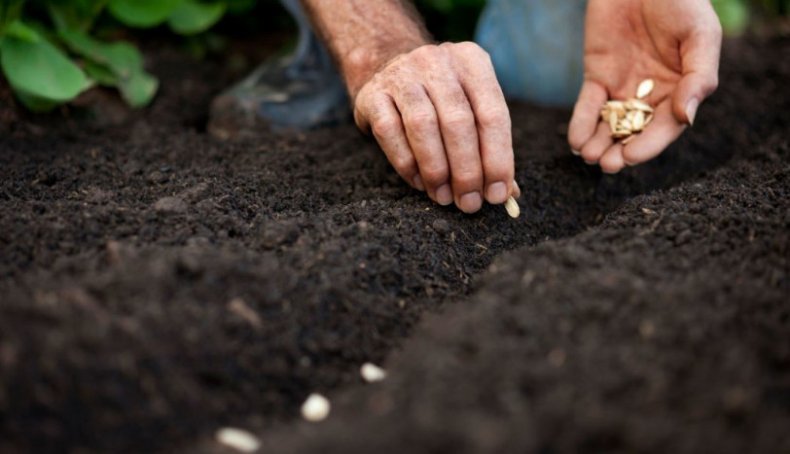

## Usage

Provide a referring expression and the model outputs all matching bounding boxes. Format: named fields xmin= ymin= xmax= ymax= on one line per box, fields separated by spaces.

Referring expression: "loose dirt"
xmin=0 ymin=37 xmax=787 ymax=453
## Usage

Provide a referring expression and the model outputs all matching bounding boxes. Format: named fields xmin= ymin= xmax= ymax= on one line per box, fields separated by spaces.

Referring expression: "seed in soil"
xmin=601 ymin=79 xmax=656 ymax=142
xmin=301 ymin=393 xmax=331 ymax=422
xmin=360 ymin=362 xmax=387 ymax=382
xmin=505 ymin=196 xmax=520 ymax=218
xmin=215 ymin=427 xmax=260 ymax=453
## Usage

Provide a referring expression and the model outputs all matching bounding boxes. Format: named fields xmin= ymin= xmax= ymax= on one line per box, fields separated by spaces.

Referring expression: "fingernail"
xmin=435 ymin=184 xmax=453 ymax=206
xmin=571 ymin=149 xmax=581 ymax=156
xmin=412 ymin=174 xmax=425 ymax=191
xmin=458 ymin=191 xmax=482 ymax=213
xmin=486 ymin=181 xmax=508 ymax=204
xmin=512 ymin=180 xmax=521 ymax=198
xmin=686 ymin=98 xmax=699 ymax=126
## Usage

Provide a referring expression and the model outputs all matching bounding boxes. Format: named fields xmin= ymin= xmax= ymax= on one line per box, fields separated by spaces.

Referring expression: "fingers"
xmin=579 ymin=121 xmax=613 ymax=165
xmin=354 ymin=43 xmax=515 ymax=213
xmin=568 ymin=80 xmax=609 ymax=153
xmin=673 ymin=22 xmax=722 ymax=125
xmin=427 ymin=73 xmax=484 ymax=213
xmin=598 ymin=143 xmax=625 ymax=174
xmin=454 ymin=42 xmax=515 ymax=205
xmin=357 ymin=94 xmax=423 ymax=190
xmin=394 ymin=83 xmax=454 ymax=206
xmin=621 ymin=100 xmax=686 ymax=166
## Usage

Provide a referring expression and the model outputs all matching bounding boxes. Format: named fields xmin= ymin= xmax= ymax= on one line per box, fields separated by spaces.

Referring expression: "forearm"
xmin=301 ymin=0 xmax=431 ymax=99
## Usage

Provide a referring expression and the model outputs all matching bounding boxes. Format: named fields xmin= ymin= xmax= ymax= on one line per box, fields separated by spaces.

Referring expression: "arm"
xmin=303 ymin=0 xmax=519 ymax=213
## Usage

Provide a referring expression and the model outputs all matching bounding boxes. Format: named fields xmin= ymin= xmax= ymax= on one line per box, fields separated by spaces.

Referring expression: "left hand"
xmin=568 ymin=0 xmax=722 ymax=173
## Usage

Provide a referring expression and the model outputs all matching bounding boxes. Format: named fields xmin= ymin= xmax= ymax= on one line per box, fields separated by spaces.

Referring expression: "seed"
xmin=504 ymin=196 xmax=520 ymax=218
xmin=632 ymin=110 xmax=645 ymax=131
xmin=360 ymin=362 xmax=387 ymax=382
xmin=301 ymin=393 xmax=331 ymax=422
xmin=619 ymin=118 xmax=633 ymax=131
xmin=608 ymin=110 xmax=619 ymax=133
xmin=612 ymin=130 xmax=632 ymax=139
xmin=215 ymin=428 xmax=260 ymax=453
xmin=636 ymin=79 xmax=655 ymax=99
xmin=626 ymin=98 xmax=653 ymax=113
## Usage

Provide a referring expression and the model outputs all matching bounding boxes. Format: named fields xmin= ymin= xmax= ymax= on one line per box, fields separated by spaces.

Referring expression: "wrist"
xmin=342 ymin=38 xmax=429 ymax=101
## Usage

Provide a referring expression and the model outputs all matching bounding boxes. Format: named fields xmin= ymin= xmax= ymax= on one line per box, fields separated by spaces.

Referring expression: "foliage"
xmin=0 ymin=0 xmax=249 ymax=111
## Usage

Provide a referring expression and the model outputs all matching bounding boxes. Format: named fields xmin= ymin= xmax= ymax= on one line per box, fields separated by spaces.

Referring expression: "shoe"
xmin=208 ymin=0 xmax=349 ymax=138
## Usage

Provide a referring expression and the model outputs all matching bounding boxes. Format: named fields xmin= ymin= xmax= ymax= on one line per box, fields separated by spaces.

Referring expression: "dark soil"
xmin=0 ymin=36 xmax=788 ymax=454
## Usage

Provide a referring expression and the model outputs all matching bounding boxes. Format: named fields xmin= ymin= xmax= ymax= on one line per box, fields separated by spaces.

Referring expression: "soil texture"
xmin=0 ymin=37 xmax=788 ymax=453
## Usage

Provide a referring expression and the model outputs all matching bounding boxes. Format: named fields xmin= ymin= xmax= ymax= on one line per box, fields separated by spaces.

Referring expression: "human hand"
xmin=568 ymin=0 xmax=722 ymax=173
xmin=353 ymin=42 xmax=519 ymax=213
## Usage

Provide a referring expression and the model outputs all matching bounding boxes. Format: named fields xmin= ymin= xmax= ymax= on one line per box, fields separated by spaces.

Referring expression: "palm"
xmin=568 ymin=0 xmax=722 ymax=174
xmin=584 ymin=1 xmax=681 ymax=107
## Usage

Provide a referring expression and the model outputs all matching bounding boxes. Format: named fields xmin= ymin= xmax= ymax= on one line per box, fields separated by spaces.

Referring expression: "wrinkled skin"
xmin=353 ymin=42 xmax=519 ymax=214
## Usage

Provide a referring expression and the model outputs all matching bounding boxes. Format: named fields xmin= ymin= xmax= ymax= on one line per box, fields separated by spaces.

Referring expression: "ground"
xmin=0 ymin=36 xmax=788 ymax=454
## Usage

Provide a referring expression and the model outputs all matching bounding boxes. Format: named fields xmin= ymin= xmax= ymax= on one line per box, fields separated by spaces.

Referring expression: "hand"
xmin=353 ymin=42 xmax=519 ymax=213
xmin=568 ymin=0 xmax=722 ymax=173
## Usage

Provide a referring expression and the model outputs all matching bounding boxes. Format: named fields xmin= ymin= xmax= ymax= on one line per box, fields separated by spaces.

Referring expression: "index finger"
xmin=455 ymin=43 xmax=514 ymax=205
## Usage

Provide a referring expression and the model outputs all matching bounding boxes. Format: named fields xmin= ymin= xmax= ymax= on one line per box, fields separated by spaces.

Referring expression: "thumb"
xmin=672 ymin=25 xmax=722 ymax=126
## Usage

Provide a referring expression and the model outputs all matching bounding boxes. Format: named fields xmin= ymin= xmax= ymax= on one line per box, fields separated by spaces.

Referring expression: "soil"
xmin=0 ymin=36 xmax=788 ymax=454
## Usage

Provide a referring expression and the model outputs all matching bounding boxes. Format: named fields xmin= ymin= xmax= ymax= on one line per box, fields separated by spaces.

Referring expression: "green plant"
xmin=0 ymin=0 xmax=244 ymax=112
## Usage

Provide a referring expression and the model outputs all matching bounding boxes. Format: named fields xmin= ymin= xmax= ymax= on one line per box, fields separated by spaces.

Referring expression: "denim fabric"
xmin=476 ymin=0 xmax=587 ymax=106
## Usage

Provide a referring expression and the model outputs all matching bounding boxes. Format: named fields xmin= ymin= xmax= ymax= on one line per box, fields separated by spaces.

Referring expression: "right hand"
xmin=353 ymin=42 xmax=520 ymax=214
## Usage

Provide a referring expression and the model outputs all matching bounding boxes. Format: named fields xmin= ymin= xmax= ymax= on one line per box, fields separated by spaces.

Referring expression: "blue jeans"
xmin=475 ymin=0 xmax=587 ymax=106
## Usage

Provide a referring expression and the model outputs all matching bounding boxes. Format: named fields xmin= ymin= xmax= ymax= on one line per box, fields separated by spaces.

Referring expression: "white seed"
xmin=215 ymin=428 xmax=260 ymax=453
xmin=626 ymin=98 xmax=654 ymax=113
xmin=504 ymin=196 xmax=520 ymax=218
xmin=636 ymin=78 xmax=655 ymax=99
xmin=301 ymin=393 xmax=331 ymax=422
xmin=608 ymin=110 xmax=619 ymax=133
xmin=360 ymin=362 xmax=387 ymax=383
xmin=612 ymin=130 xmax=632 ymax=139
xmin=632 ymin=110 xmax=645 ymax=131
xmin=619 ymin=118 xmax=633 ymax=131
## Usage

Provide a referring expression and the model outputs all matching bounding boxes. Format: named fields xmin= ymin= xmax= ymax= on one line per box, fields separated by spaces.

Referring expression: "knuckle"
xmin=410 ymin=44 xmax=440 ymax=62
xmin=454 ymin=41 xmax=483 ymax=55
xmin=371 ymin=116 xmax=401 ymax=138
xmin=404 ymin=111 xmax=437 ymax=135
xmin=476 ymin=107 xmax=510 ymax=129
xmin=420 ymin=162 xmax=448 ymax=184
xmin=442 ymin=110 xmax=475 ymax=131
xmin=452 ymin=167 xmax=482 ymax=188
xmin=391 ymin=154 xmax=415 ymax=174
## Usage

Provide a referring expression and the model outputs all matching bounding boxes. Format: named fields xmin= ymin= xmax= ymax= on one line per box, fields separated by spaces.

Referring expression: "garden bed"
xmin=0 ymin=36 xmax=788 ymax=453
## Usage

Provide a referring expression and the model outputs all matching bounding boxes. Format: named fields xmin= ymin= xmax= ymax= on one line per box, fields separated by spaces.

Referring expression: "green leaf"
xmin=4 ymin=19 xmax=40 ymax=42
xmin=0 ymin=31 xmax=92 ymax=102
xmin=108 ymin=0 xmax=183 ymax=28
xmin=59 ymin=29 xmax=140 ymax=77
xmin=83 ymin=60 xmax=118 ymax=86
xmin=47 ymin=0 xmax=108 ymax=32
xmin=14 ymin=88 xmax=60 ymax=112
xmin=713 ymin=0 xmax=749 ymax=36
xmin=0 ymin=0 xmax=24 ymax=38
xmin=118 ymin=69 xmax=158 ymax=107
xmin=225 ymin=0 xmax=255 ymax=14
xmin=168 ymin=0 xmax=226 ymax=35
xmin=58 ymin=29 xmax=158 ymax=107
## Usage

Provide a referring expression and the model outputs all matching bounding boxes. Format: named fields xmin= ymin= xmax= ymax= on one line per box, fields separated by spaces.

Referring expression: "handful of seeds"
xmin=600 ymin=79 xmax=655 ymax=145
